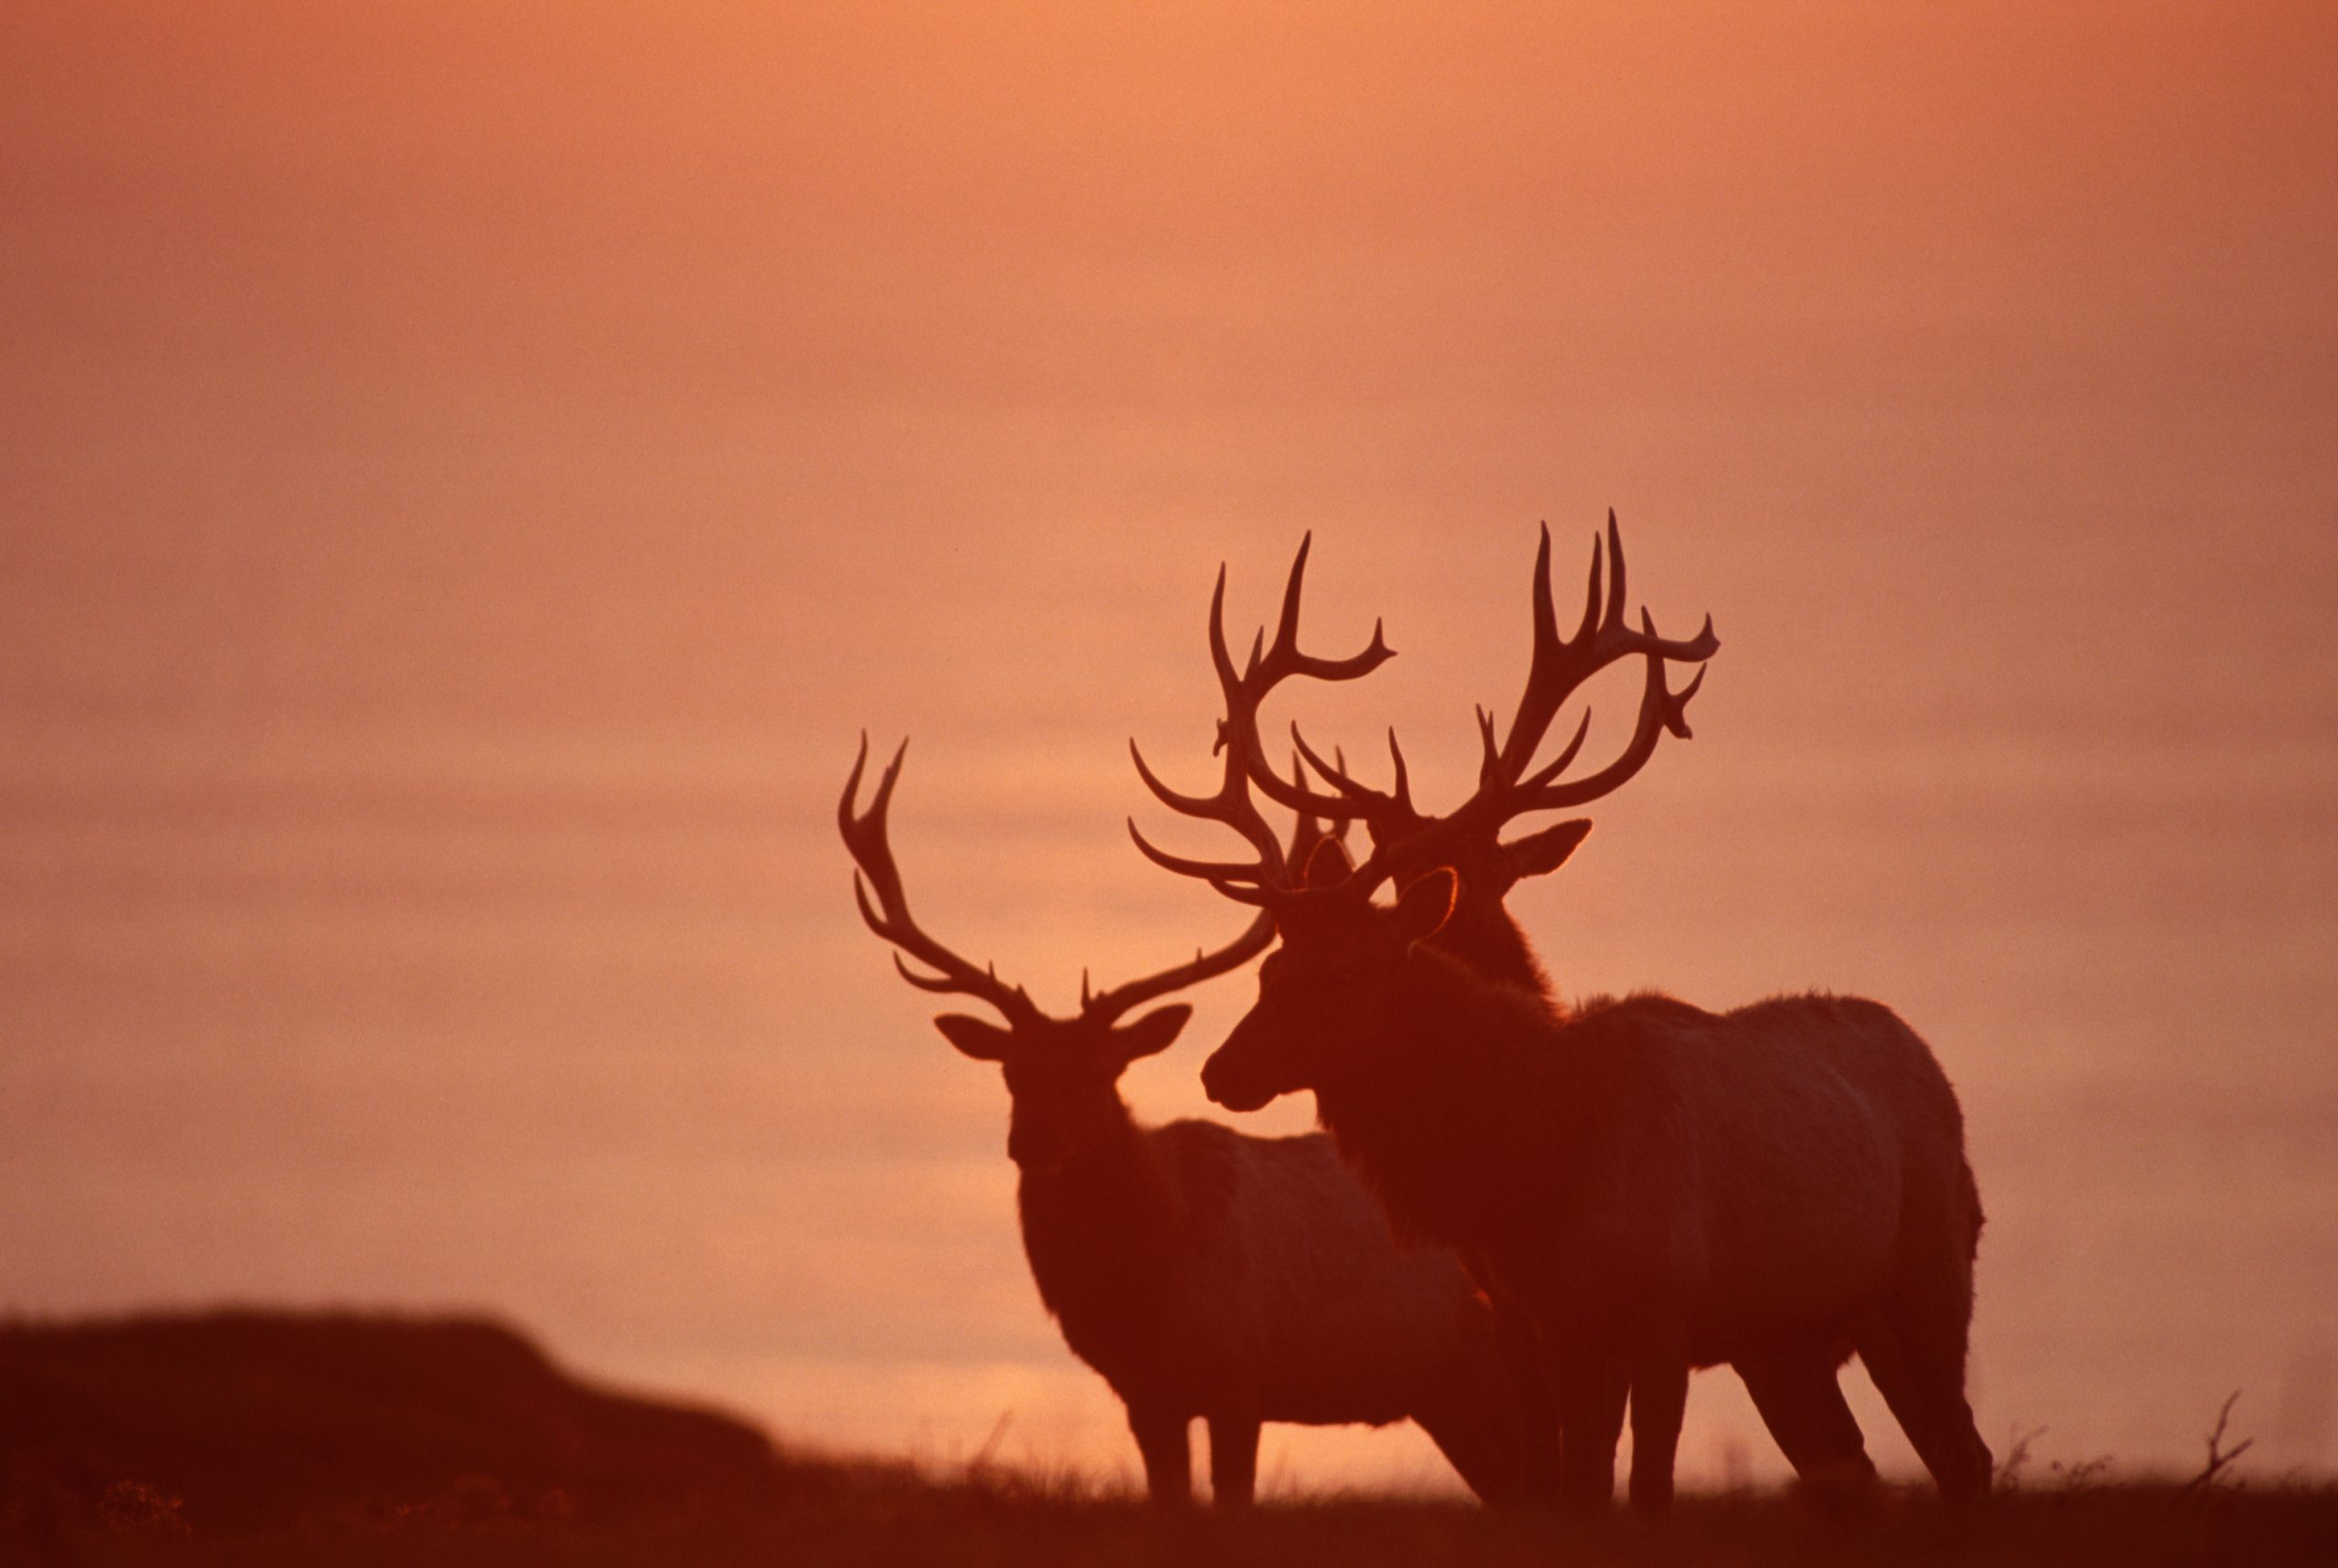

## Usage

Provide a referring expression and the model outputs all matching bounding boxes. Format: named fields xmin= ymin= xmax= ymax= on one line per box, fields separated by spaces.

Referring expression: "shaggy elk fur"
xmin=1135 ymin=521 xmax=1991 ymax=1511
xmin=838 ymin=738 xmax=1524 ymax=1508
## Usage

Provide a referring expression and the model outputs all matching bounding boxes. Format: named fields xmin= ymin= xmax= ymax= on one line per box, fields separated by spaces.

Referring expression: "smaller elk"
xmin=838 ymin=736 xmax=1523 ymax=1507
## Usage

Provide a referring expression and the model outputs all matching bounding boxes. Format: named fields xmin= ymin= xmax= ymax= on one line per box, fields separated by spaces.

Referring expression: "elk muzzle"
xmin=1200 ymin=1031 xmax=1283 ymax=1113
xmin=1006 ymin=1116 xmax=1064 ymax=1173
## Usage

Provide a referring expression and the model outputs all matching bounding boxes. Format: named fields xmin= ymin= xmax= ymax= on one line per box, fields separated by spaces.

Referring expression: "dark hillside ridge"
xmin=0 ymin=1309 xmax=789 ymax=1530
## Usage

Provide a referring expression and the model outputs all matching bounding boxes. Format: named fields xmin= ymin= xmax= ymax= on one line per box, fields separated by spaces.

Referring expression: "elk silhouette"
xmin=837 ymin=737 xmax=1525 ymax=1508
xmin=1134 ymin=521 xmax=1990 ymax=1513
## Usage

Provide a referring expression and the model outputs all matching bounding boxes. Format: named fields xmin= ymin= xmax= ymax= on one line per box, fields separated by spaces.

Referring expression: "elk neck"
xmin=1426 ymin=892 xmax=1556 ymax=1004
xmin=1013 ymin=1094 xmax=1189 ymax=1341
xmin=1312 ymin=945 xmax=1593 ymax=1259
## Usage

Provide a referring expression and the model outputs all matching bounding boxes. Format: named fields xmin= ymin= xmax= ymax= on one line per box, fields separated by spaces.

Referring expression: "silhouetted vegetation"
xmin=4 ymin=1310 xmax=2333 ymax=1565
xmin=0 ymin=1310 xmax=795 ymax=1540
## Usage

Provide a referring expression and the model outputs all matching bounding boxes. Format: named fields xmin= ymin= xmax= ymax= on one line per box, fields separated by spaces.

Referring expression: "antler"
xmin=1114 ymin=748 xmax=1336 ymax=1008
xmin=847 ymin=734 xmax=1280 ymax=1030
xmin=1128 ymin=532 xmax=1390 ymax=902
xmin=1448 ymin=511 xmax=1718 ymax=829
xmin=1076 ymin=907 xmax=1276 ymax=1026
xmin=838 ymin=734 xmax=1045 ymax=1029
xmin=1144 ymin=516 xmax=1718 ymax=906
xmin=1069 ymin=801 xmax=1301 ymax=1015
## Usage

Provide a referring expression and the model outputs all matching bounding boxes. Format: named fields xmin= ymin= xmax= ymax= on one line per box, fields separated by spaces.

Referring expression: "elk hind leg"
xmin=1734 ymin=1342 xmax=1877 ymax=1503
xmin=1553 ymin=1347 xmax=1629 ymax=1516
xmin=1206 ymin=1412 xmax=1260 ymax=1508
xmin=1490 ymin=1295 xmax=1564 ymax=1506
xmin=1127 ymin=1406 xmax=1192 ymax=1508
xmin=1854 ymin=1310 xmax=1989 ymax=1505
xmin=1893 ymin=1284 xmax=1993 ymax=1500
xmin=1411 ymin=1376 xmax=1532 ymax=1508
xmin=1626 ymin=1356 xmax=1688 ymax=1516
xmin=1882 ymin=1153 xmax=1993 ymax=1500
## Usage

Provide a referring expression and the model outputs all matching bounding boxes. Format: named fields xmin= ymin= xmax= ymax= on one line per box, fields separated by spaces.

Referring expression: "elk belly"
xmin=1165 ymin=1123 xmax=1485 ymax=1426
xmin=1256 ymin=1245 xmax=1490 ymax=1426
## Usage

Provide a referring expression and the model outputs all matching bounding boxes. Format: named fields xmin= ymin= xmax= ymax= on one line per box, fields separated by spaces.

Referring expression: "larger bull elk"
xmin=1134 ymin=521 xmax=1989 ymax=1512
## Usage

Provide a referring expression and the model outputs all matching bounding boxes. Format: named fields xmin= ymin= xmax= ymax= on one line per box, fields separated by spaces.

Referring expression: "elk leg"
xmin=1491 ymin=1295 xmax=1564 ymax=1505
xmin=1880 ymin=1152 xmax=1993 ymax=1500
xmin=1553 ymin=1346 xmax=1628 ymax=1515
xmin=1626 ymin=1355 xmax=1688 ymax=1516
xmin=1883 ymin=1293 xmax=1993 ymax=1502
xmin=1734 ymin=1342 xmax=1877 ymax=1501
xmin=1855 ymin=1311 xmax=1988 ymax=1505
xmin=1411 ymin=1372 xmax=1531 ymax=1508
xmin=1127 ymin=1406 xmax=1192 ymax=1507
xmin=1206 ymin=1412 xmax=1261 ymax=1508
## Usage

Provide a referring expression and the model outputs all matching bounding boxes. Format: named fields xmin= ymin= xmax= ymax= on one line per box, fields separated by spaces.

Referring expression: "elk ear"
xmin=933 ymin=1014 xmax=1014 ymax=1061
xmin=1301 ymin=836 xmax=1355 ymax=890
xmin=1395 ymin=868 xmax=1459 ymax=948
xmin=1501 ymin=819 xmax=1593 ymax=884
xmin=1112 ymin=1004 xmax=1192 ymax=1063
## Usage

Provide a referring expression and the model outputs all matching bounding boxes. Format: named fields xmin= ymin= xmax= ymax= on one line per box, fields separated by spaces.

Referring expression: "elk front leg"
xmin=1207 ymin=1411 xmax=1261 ymax=1508
xmin=1626 ymin=1353 xmax=1689 ymax=1515
xmin=1126 ymin=1405 xmax=1192 ymax=1507
xmin=1553 ymin=1344 xmax=1628 ymax=1516
xmin=1734 ymin=1341 xmax=1876 ymax=1503
xmin=1492 ymin=1293 xmax=1564 ymax=1505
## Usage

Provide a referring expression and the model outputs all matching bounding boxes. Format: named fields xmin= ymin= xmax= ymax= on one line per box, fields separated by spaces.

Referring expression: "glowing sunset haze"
xmin=4 ymin=1 xmax=2333 ymax=1497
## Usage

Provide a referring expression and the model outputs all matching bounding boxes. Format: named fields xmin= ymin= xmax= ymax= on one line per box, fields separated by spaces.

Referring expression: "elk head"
xmin=1198 ymin=846 xmax=1468 ymax=1112
xmin=840 ymin=734 xmax=1318 ymax=1174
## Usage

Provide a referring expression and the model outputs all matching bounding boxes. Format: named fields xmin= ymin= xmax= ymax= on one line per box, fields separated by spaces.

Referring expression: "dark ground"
xmin=5 ymin=1310 xmax=2332 ymax=1566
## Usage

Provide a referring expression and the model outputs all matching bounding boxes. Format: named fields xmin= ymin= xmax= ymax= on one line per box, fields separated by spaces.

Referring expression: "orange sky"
xmin=4 ymin=0 xmax=2335 ymax=1491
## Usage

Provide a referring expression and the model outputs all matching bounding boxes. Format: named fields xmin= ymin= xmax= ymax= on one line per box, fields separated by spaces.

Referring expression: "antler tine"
xmin=1270 ymin=718 xmax=1400 ymax=825
xmin=1129 ymin=738 xmax=1225 ymax=820
xmin=838 ymin=734 xmax=1041 ymax=1027
xmin=889 ymin=947 xmax=979 ymax=996
xmin=1257 ymin=534 xmax=1395 ymax=686
xmin=1385 ymin=729 xmax=1414 ymax=816
xmin=1290 ymin=721 xmax=1411 ymax=825
xmin=1513 ymin=708 xmax=1594 ymax=794
xmin=1604 ymin=507 xmax=1629 ymax=634
xmin=1079 ymin=901 xmax=1274 ymax=1025
xmin=1205 ymin=565 xmax=1244 ymax=694
xmin=1280 ymin=742 xmax=1353 ymax=846
xmin=1268 ymin=531 xmax=1314 ymax=672
xmin=1499 ymin=521 xmax=1588 ymax=778
xmin=1126 ymin=816 xmax=1276 ymax=884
